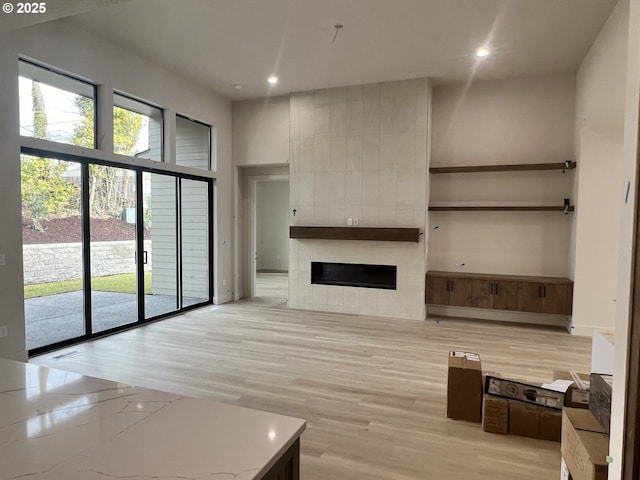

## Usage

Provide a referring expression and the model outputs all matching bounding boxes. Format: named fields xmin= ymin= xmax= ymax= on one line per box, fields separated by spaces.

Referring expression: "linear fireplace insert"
xmin=311 ymin=262 xmax=397 ymax=290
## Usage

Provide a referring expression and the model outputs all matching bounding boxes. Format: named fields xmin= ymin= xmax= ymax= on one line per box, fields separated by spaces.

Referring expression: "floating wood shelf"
xmin=289 ymin=226 xmax=421 ymax=243
xmin=428 ymin=206 xmax=575 ymax=212
xmin=429 ymin=161 xmax=576 ymax=174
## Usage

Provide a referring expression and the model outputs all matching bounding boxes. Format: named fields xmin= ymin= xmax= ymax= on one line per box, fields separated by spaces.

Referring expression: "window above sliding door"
xmin=19 ymin=59 xmax=96 ymax=149
xmin=176 ymin=115 xmax=212 ymax=171
xmin=113 ymin=93 xmax=163 ymax=161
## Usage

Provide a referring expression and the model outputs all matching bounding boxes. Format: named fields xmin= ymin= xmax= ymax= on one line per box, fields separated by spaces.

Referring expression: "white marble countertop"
xmin=0 ymin=358 xmax=305 ymax=480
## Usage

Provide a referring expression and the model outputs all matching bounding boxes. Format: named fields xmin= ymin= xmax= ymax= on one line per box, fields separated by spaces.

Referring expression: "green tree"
xmin=32 ymin=81 xmax=47 ymax=139
xmin=72 ymin=97 xmax=142 ymax=217
xmin=21 ymin=81 xmax=78 ymax=232
xmin=21 ymin=157 xmax=78 ymax=232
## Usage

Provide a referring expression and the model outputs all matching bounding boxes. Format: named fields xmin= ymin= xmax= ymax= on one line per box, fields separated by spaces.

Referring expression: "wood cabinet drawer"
xmin=427 ymin=272 xmax=573 ymax=317
xmin=517 ymin=282 xmax=572 ymax=315
xmin=472 ymin=280 xmax=517 ymax=310
xmin=426 ymin=276 xmax=472 ymax=307
xmin=427 ymin=276 xmax=450 ymax=305
xmin=449 ymin=278 xmax=472 ymax=307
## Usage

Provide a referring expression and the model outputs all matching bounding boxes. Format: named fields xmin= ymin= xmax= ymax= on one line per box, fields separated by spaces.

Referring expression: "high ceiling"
xmin=32 ymin=0 xmax=621 ymax=100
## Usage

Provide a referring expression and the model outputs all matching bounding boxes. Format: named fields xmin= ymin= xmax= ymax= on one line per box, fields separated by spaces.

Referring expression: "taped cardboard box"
xmin=561 ymin=408 xmax=608 ymax=480
xmin=485 ymin=375 xmax=565 ymax=409
xmin=447 ymin=351 xmax=482 ymax=423
xmin=589 ymin=373 xmax=613 ymax=434
xmin=482 ymin=395 xmax=508 ymax=434
xmin=508 ymin=399 xmax=562 ymax=442
xmin=553 ymin=371 xmax=590 ymax=409
xmin=561 ymin=458 xmax=574 ymax=480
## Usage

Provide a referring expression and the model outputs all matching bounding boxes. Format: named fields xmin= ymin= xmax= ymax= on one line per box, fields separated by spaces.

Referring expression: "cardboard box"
xmin=561 ymin=458 xmax=574 ymax=480
xmin=591 ymin=331 xmax=614 ymax=375
xmin=485 ymin=375 xmax=565 ymax=409
xmin=554 ymin=371 xmax=590 ymax=409
xmin=589 ymin=373 xmax=613 ymax=435
xmin=447 ymin=351 xmax=482 ymax=423
xmin=561 ymin=408 xmax=608 ymax=480
xmin=508 ymin=399 xmax=562 ymax=442
xmin=482 ymin=395 xmax=508 ymax=434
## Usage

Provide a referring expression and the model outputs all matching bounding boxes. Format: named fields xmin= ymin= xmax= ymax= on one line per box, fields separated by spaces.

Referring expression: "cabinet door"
xmin=427 ymin=276 xmax=450 ymax=305
xmin=493 ymin=281 xmax=518 ymax=311
xmin=541 ymin=284 xmax=570 ymax=315
xmin=517 ymin=282 xmax=542 ymax=313
xmin=449 ymin=278 xmax=472 ymax=307
xmin=471 ymin=279 xmax=494 ymax=309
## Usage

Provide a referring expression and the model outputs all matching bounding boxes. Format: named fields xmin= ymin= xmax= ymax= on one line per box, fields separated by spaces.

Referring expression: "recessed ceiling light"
xmin=233 ymin=84 xmax=243 ymax=89
xmin=476 ymin=46 xmax=490 ymax=58
xmin=267 ymin=76 xmax=279 ymax=85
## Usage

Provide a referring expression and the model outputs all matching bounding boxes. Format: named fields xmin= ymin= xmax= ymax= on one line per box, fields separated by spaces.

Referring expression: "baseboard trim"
xmin=214 ymin=293 xmax=234 ymax=305
xmin=426 ymin=305 xmax=571 ymax=331
xmin=569 ymin=324 xmax=615 ymax=338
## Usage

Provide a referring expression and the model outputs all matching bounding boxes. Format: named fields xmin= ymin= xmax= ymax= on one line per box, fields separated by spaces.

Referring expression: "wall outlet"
xmin=0 ymin=326 xmax=7 ymax=338
xmin=353 ymin=218 xmax=359 ymax=226
xmin=347 ymin=218 xmax=353 ymax=225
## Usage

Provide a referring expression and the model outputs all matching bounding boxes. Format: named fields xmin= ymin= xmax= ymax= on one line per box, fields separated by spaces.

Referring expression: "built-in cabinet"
xmin=471 ymin=279 xmax=519 ymax=311
xmin=426 ymin=161 xmax=575 ymax=323
xmin=426 ymin=272 xmax=573 ymax=316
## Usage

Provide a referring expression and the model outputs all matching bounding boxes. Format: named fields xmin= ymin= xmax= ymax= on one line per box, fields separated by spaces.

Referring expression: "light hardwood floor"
xmin=32 ymin=279 xmax=590 ymax=480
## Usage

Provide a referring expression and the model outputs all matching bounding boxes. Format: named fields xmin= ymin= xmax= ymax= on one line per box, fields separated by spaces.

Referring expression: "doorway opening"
xmin=250 ymin=175 xmax=289 ymax=303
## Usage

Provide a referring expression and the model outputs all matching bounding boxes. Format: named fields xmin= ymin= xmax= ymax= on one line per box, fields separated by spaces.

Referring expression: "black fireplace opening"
xmin=311 ymin=262 xmax=397 ymax=290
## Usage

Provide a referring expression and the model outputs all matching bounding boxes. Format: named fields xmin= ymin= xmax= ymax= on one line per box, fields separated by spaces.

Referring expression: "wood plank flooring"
xmin=32 ymin=276 xmax=591 ymax=480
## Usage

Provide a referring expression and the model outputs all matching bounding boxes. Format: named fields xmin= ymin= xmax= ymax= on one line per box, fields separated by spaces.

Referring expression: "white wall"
xmin=611 ymin=0 xmax=638 ymax=476
xmin=232 ymin=96 xmax=290 ymax=166
xmin=429 ymin=74 xmax=576 ymax=277
xmin=0 ymin=18 xmax=232 ymax=360
xmin=232 ymin=96 xmax=290 ymax=299
xmin=572 ymin=0 xmax=629 ymax=337
xmin=256 ymin=181 xmax=289 ymax=271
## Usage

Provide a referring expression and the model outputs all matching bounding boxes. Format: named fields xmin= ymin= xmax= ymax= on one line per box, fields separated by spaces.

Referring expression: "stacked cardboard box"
xmin=484 ymin=375 xmax=565 ymax=409
xmin=554 ymin=371 xmax=590 ymax=409
xmin=445 ymin=352 xmax=604 ymax=479
xmin=446 ymin=351 xmax=483 ymax=423
xmin=561 ymin=408 xmax=609 ymax=480
xmin=482 ymin=395 xmax=562 ymax=441
xmin=589 ymin=373 xmax=613 ymax=434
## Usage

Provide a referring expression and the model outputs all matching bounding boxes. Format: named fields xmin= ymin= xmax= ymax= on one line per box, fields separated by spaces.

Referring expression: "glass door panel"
xmin=22 ymin=156 xmax=84 ymax=349
xmin=181 ymin=179 xmax=210 ymax=307
xmin=89 ymin=165 xmax=138 ymax=333
xmin=143 ymin=172 xmax=179 ymax=318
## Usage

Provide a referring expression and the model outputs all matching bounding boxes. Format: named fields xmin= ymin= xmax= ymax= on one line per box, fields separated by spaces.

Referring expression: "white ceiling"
xmin=0 ymin=0 xmax=134 ymax=33
xmin=55 ymin=0 xmax=617 ymax=100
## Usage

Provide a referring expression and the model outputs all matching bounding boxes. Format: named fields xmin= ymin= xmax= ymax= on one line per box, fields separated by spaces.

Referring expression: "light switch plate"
xmin=0 ymin=254 xmax=5 ymax=266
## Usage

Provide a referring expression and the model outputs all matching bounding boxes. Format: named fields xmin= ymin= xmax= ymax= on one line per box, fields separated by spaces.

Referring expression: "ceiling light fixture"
xmin=332 ymin=24 xmax=343 ymax=43
xmin=233 ymin=84 xmax=243 ymax=89
xmin=476 ymin=46 xmax=490 ymax=58
xmin=267 ymin=76 xmax=279 ymax=85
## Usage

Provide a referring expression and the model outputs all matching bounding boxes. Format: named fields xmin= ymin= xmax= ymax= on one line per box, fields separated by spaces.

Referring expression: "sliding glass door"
xmin=22 ymin=156 xmax=85 ymax=350
xmin=181 ymin=179 xmax=210 ymax=307
xmin=89 ymin=165 xmax=139 ymax=334
xmin=22 ymin=153 xmax=213 ymax=354
xmin=143 ymin=172 xmax=179 ymax=319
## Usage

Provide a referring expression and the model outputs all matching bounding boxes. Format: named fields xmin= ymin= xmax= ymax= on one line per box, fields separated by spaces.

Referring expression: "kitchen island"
xmin=0 ymin=357 xmax=305 ymax=480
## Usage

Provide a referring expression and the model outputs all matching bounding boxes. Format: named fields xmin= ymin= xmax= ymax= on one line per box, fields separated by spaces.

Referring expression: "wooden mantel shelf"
xmin=429 ymin=161 xmax=576 ymax=174
xmin=429 ymin=206 xmax=575 ymax=212
xmin=289 ymin=226 xmax=421 ymax=243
